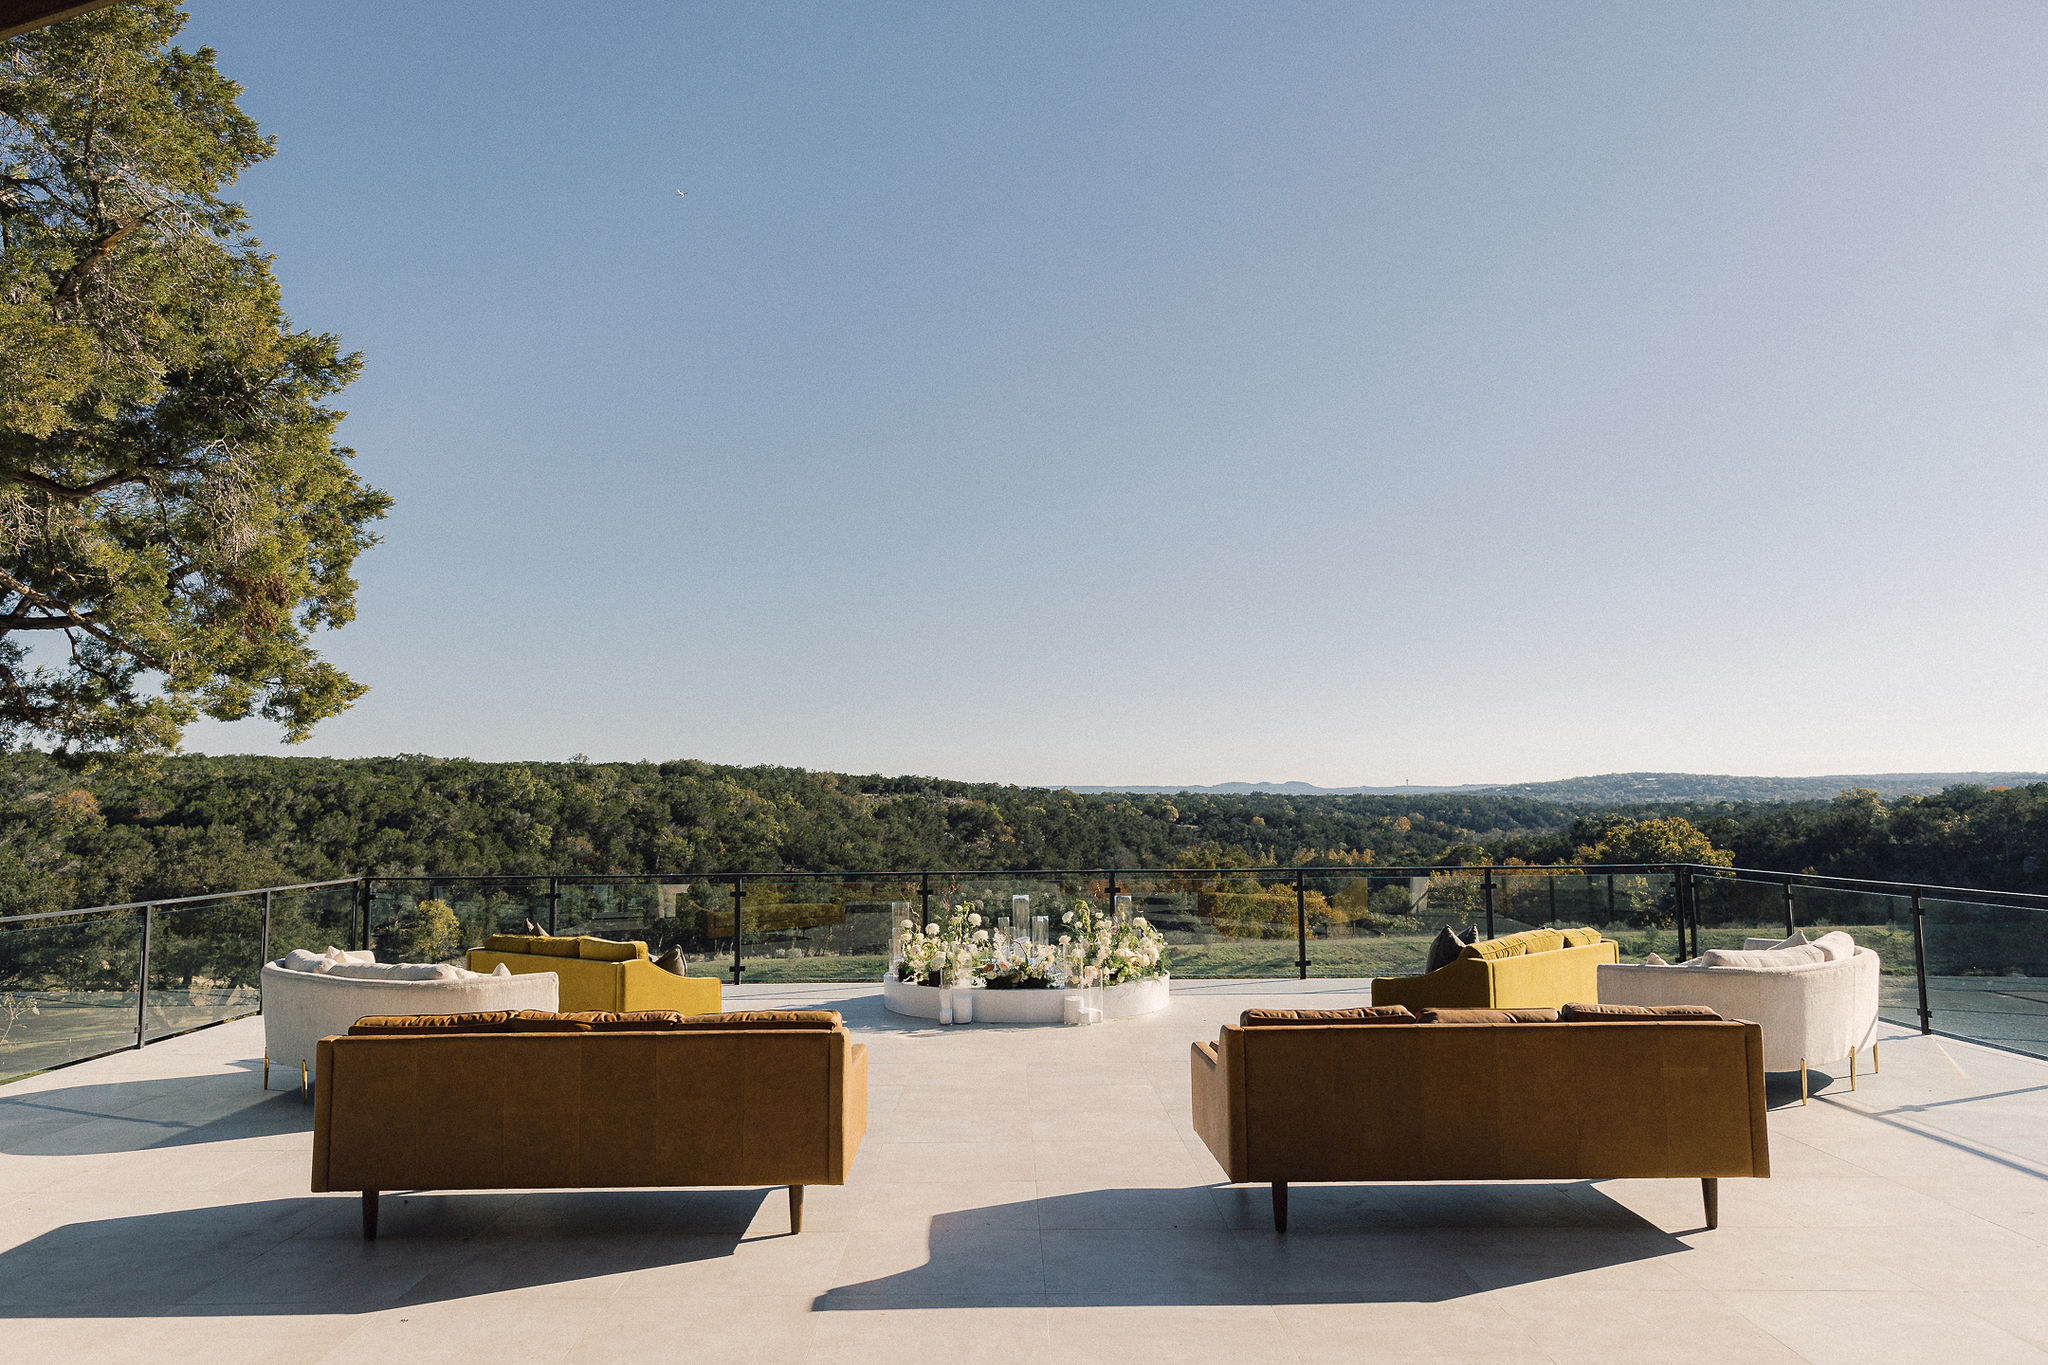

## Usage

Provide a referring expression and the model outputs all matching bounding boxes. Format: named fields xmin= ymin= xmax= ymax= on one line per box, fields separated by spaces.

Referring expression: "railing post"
xmin=1911 ymin=889 xmax=1931 ymax=1035
xmin=1295 ymin=871 xmax=1309 ymax=979
xmin=1547 ymin=873 xmax=1556 ymax=925
xmin=357 ymin=876 xmax=371 ymax=954
xmin=547 ymin=876 xmax=560 ymax=936
xmin=261 ymin=889 xmax=273 ymax=974
xmin=1783 ymin=876 xmax=1796 ymax=938
xmin=730 ymin=877 xmax=744 ymax=985
xmin=1677 ymin=865 xmax=1695 ymax=961
xmin=920 ymin=872 xmax=931 ymax=926
xmin=136 ymin=904 xmax=153 ymax=1049
xmin=1482 ymin=868 xmax=1495 ymax=939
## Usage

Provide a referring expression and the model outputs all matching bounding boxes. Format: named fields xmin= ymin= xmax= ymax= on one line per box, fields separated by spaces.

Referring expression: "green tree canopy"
xmin=1575 ymin=815 xmax=1734 ymax=867
xmin=0 ymin=1 xmax=387 ymax=752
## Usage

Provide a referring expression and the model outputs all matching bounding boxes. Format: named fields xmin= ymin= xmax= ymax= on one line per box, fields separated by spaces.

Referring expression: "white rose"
xmin=969 ymin=913 xmax=982 ymax=926
xmin=925 ymin=924 xmax=939 ymax=936
xmin=973 ymin=929 xmax=989 ymax=943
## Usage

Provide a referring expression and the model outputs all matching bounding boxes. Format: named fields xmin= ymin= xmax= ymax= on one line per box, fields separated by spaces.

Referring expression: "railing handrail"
xmin=0 ymin=876 xmax=363 ymax=927
xmin=20 ymin=862 xmax=2048 ymax=925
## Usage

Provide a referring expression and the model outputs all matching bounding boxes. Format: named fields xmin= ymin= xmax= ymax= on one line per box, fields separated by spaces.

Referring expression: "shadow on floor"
xmin=816 ymin=1181 xmax=1697 ymax=1309
xmin=0 ymin=1187 xmax=769 ymax=1316
xmin=0 ymin=1071 xmax=310 ymax=1155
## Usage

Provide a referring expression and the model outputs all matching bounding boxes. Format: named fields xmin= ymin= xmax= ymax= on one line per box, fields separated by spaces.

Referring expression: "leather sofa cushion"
xmin=673 ymin=1010 xmax=844 ymax=1030
xmin=347 ymin=1008 xmax=842 ymax=1035
xmin=349 ymin=1009 xmax=593 ymax=1035
xmin=1562 ymin=1002 xmax=1722 ymax=1021
xmin=1240 ymin=1006 xmax=1415 ymax=1027
xmin=1421 ymin=1007 xmax=1563 ymax=1024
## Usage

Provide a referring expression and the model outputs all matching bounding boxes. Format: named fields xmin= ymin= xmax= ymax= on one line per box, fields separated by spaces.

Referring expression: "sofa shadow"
xmin=0 ymin=1073 xmax=312 ymax=1155
xmin=0 ymin=1188 xmax=769 ymax=1317
xmin=815 ymin=1182 xmax=1692 ymax=1310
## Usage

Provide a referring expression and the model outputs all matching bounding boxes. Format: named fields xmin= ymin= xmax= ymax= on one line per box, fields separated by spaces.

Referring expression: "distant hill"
xmin=1069 ymin=772 xmax=2048 ymax=803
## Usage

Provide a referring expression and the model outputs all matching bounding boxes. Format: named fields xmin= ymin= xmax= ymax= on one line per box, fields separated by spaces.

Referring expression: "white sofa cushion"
xmin=1743 ymin=930 xmax=1810 ymax=952
xmin=1691 ymin=944 xmax=1828 ymax=970
xmin=321 ymin=961 xmax=467 ymax=981
xmin=1811 ymin=930 xmax=1857 ymax=962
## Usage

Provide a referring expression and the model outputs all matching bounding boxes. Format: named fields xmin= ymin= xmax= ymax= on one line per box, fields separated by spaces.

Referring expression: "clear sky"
xmin=175 ymin=1 xmax=2048 ymax=787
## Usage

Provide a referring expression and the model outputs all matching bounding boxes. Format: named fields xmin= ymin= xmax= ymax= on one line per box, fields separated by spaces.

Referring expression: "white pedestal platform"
xmin=882 ymin=974 xmax=1170 ymax=1023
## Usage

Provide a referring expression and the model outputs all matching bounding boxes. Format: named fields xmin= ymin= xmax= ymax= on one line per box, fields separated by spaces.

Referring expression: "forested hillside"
xmin=0 ymin=752 xmax=2043 ymax=914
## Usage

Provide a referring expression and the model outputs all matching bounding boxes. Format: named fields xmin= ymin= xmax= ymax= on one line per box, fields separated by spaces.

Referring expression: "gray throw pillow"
xmin=652 ymin=945 xmax=688 ymax=976
xmin=1424 ymin=925 xmax=1468 ymax=974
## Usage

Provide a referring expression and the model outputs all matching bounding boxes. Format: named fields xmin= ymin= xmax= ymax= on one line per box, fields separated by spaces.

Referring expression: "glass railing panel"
xmin=145 ymin=898 xmax=263 ymax=1040
xmin=1574 ymin=870 xmax=1683 ymax=961
xmin=0 ymin=910 xmax=144 ymax=1079
xmin=1689 ymin=873 xmax=1798 ymax=952
xmin=369 ymin=878 xmax=551 ymax=962
xmin=1919 ymin=897 xmax=2048 ymax=1058
xmin=266 ymin=883 xmax=361 ymax=959
xmin=1298 ymin=871 xmax=1419 ymax=977
xmin=1110 ymin=869 xmax=1302 ymax=978
xmin=734 ymin=876 xmax=916 ymax=983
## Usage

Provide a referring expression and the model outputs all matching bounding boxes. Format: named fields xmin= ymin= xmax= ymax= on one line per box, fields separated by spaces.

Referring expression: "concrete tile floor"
xmin=1 ymin=978 xmax=2045 ymax=1363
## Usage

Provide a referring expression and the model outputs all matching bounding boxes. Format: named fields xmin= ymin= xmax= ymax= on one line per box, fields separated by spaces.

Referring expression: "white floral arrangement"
xmin=889 ymin=898 xmax=1169 ymax=990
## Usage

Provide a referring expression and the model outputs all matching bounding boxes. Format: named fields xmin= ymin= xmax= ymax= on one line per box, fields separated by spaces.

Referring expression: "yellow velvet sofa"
xmin=466 ymin=934 xmax=722 ymax=1015
xmin=1191 ymin=1004 xmax=1769 ymax=1231
xmin=1370 ymin=926 xmax=1618 ymax=1012
xmin=313 ymin=1008 xmax=866 ymax=1238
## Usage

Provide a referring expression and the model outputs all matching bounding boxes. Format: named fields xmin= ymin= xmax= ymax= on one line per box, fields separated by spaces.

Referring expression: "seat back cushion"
xmin=1561 ymin=1002 xmax=1722 ymax=1020
xmin=1240 ymin=1006 xmax=1415 ymax=1027
xmin=1420 ymin=1007 xmax=1562 ymax=1023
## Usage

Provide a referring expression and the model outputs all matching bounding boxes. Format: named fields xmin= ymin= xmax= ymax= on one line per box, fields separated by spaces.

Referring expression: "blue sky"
xmin=177 ymin=2 xmax=2048 ymax=786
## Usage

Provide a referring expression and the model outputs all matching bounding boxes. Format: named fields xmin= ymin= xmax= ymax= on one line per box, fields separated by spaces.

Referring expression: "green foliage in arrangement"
xmin=0 ymin=3 xmax=388 ymax=753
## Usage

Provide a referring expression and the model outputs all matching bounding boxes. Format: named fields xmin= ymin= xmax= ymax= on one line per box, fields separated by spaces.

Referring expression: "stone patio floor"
xmin=3 ymin=978 xmax=2048 ymax=1363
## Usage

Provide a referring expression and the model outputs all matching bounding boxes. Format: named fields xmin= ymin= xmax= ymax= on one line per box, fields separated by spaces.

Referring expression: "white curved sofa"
xmin=260 ymin=950 xmax=559 ymax=1096
xmin=1598 ymin=935 xmax=1880 ymax=1101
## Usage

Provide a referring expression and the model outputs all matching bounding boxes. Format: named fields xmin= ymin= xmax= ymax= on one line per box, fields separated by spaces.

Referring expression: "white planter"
xmin=882 ymin=973 xmax=1169 ymax=1024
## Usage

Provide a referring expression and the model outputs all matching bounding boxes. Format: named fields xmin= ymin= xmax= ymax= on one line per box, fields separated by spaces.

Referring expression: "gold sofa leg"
xmin=262 ymin=1055 xmax=269 ymax=1090
xmin=788 ymin=1185 xmax=804 ymax=1235
xmin=1800 ymin=1060 xmax=1808 ymax=1105
xmin=1850 ymin=1046 xmax=1857 ymax=1091
xmin=300 ymin=1061 xmax=309 ymax=1104
xmin=1272 ymin=1181 xmax=1289 ymax=1234
xmin=1873 ymin=1039 xmax=1880 ymax=1073
xmin=1702 ymin=1178 xmax=1718 ymax=1230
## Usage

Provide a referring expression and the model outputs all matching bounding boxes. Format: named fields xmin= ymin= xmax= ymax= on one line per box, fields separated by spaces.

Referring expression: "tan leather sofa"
xmin=1191 ymin=1005 xmax=1769 ymax=1231
xmin=311 ymin=1009 xmax=867 ymax=1239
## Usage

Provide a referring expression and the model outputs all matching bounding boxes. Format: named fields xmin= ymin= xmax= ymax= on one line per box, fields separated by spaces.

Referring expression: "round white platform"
xmin=882 ymin=973 xmax=1170 ymax=1023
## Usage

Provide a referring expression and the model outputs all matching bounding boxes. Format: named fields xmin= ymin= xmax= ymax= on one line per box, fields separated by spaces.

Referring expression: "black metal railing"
xmin=4 ymin=861 xmax=2046 ymax=1078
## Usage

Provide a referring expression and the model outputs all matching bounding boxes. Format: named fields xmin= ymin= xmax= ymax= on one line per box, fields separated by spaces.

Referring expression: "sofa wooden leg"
xmin=1850 ymin=1046 xmax=1858 ymax=1091
xmin=362 ymin=1190 xmax=379 ymax=1241
xmin=1873 ymin=1039 xmax=1880 ymax=1073
xmin=1800 ymin=1060 xmax=1808 ymax=1105
xmin=789 ymin=1185 xmax=804 ymax=1235
xmin=262 ymin=1056 xmax=269 ymax=1090
xmin=1272 ymin=1181 xmax=1289 ymax=1234
xmin=1701 ymin=1178 xmax=1718 ymax=1230
xmin=300 ymin=1061 xmax=309 ymax=1105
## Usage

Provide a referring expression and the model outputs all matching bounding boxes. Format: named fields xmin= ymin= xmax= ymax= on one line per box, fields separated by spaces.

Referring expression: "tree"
xmin=1576 ymin=816 xmax=1734 ymax=868
xmin=0 ymin=3 xmax=388 ymax=752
